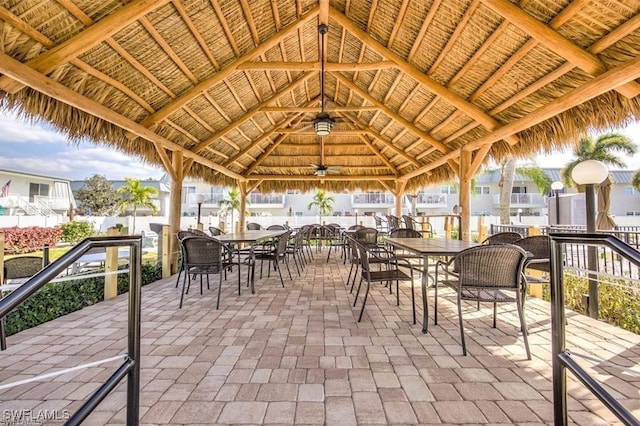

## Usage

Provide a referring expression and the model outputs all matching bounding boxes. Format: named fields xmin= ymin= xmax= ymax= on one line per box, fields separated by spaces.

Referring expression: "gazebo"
xmin=1 ymin=0 xmax=640 ymax=272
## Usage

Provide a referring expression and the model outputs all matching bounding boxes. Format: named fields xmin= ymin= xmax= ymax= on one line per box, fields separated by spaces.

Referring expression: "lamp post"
xmin=571 ymin=160 xmax=609 ymax=318
xmin=551 ymin=181 xmax=564 ymax=225
xmin=517 ymin=208 xmax=523 ymax=223
xmin=195 ymin=194 xmax=205 ymax=230
xmin=354 ymin=209 xmax=358 ymax=226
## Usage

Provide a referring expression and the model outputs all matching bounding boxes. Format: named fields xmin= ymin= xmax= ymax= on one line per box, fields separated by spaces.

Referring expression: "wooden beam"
xmin=192 ymin=72 xmax=315 ymax=153
xmin=154 ymin=145 xmax=176 ymax=181
xmin=0 ymin=51 xmax=245 ymax=182
xmin=0 ymin=0 xmax=168 ymax=93
xmin=394 ymin=181 xmax=406 ymax=217
xmin=330 ymin=7 xmax=519 ymax=145
xmin=182 ymin=158 xmax=195 ymax=177
xmin=137 ymin=6 xmax=319 ymax=130
xmin=334 ymin=72 xmax=449 ymax=153
xmin=244 ymin=133 xmax=290 ymax=175
xmin=467 ymin=143 xmax=491 ymax=179
xmin=261 ymin=106 xmax=377 ymax=112
xmin=482 ymin=0 xmax=640 ymax=98
xmin=277 ymin=128 xmax=365 ymax=135
xmin=358 ymin=135 xmax=399 ymax=175
xmin=378 ymin=180 xmax=394 ymax=193
xmin=459 ymin=149 xmax=471 ymax=241
xmin=245 ymin=175 xmax=398 ymax=181
xmin=237 ymin=61 xmax=396 ymax=71
xmin=400 ymin=53 xmax=640 ymax=181
xmin=319 ymin=0 xmax=329 ymax=25
xmin=341 ymin=112 xmax=421 ymax=167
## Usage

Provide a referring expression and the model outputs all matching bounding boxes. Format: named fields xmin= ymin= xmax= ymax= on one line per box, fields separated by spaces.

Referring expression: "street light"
xmin=195 ymin=194 xmax=205 ymax=227
xmin=517 ymin=208 xmax=523 ymax=223
xmin=571 ymin=159 xmax=608 ymax=318
xmin=354 ymin=208 xmax=358 ymax=225
xmin=551 ymin=181 xmax=564 ymax=225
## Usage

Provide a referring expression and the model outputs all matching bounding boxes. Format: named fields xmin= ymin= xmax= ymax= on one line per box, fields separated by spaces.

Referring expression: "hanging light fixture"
xmin=315 ymin=23 xmax=332 ymax=137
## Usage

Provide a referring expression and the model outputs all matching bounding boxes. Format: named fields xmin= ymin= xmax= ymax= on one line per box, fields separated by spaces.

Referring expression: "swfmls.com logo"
xmin=1 ymin=409 xmax=71 ymax=425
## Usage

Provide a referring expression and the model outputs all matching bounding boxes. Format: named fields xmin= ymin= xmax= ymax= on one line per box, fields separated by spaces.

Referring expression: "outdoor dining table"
xmin=212 ymin=230 xmax=287 ymax=294
xmin=385 ymin=237 xmax=478 ymax=333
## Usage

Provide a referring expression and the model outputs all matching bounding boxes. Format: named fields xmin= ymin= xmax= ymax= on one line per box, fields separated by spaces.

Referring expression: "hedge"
xmin=5 ymin=262 xmax=162 ymax=336
xmin=2 ymin=226 xmax=62 ymax=254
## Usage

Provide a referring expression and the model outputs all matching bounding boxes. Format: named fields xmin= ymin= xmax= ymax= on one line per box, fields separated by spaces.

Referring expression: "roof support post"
xmin=394 ymin=181 xmax=406 ymax=218
xmin=459 ymin=149 xmax=472 ymax=242
xmin=238 ymin=181 xmax=248 ymax=234
xmin=169 ymin=150 xmax=184 ymax=274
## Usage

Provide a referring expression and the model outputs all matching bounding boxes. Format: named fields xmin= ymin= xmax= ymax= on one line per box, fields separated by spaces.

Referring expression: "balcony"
xmin=352 ymin=192 xmax=395 ymax=207
xmin=248 ymin=192 xmax=285 ymax=208
xmin=186 ymin=193 xmax=226 ymax=208
xmin=415 ymin=192 xmax=448 ymax=208
xmin=492 ymin=193 xmax=546 ymax=208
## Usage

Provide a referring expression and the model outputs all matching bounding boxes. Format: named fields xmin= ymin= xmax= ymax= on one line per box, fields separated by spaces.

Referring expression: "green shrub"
xmin=5 ymin=262 xmax=162 ymax=336
xmin=542 ymin=275 xmax=640 ymax=334
xmin=59 ymin=220 xmax=95 ymax=243
xmin=1 ymin=226 xmax=62 ymax=254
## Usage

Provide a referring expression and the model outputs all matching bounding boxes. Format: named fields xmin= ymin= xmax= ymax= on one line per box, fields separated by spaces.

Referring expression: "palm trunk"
xmin=499 ymin=157 xmax=516 ymax=224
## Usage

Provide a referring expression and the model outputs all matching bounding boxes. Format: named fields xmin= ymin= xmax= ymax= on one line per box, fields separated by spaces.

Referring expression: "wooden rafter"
xmin=0 ymin=0 xmax=169 ymax=93
xmin=237 ymin=61 xmax=395 ymax=71
xmin=0 ymin=51 xmax=244 ymax=181
xmin=246 ymin=175 xmax=398 ymax=181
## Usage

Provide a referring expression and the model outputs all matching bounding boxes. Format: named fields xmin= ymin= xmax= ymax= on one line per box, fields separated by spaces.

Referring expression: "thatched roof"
xmin=1 ymin=0 xmax=640 ymax=193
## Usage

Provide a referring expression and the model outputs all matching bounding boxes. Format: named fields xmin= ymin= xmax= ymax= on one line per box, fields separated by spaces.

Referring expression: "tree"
xmin=307 ymin=190 xmax=335 ymax=224
xmin=561 ymin=132 xmax=636 ymax=188
xmin=118 ymin=177 xmax=158 ymax=234
xmin=632 ymin=170 xmax=640 ymax=192
xmin=75 ymin=174 xmax=120 ymax=216
xmin=496 ymin=158 xmax=551 ymax=224
xmin=218 ymin=187 xmax=242 ymax=231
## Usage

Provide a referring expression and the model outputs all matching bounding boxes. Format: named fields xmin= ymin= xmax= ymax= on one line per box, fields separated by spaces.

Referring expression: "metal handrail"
xmin=0 ymin=236 xmax=142 ymax=426
xmin=549 ymin=233 xmax=640 ymax=426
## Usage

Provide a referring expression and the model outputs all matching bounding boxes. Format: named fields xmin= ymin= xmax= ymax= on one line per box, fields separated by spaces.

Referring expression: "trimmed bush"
xmin=5 ymin=262 xmax=162 ymax=336
xmin=1 ymin=226 xmax=62 ymax=254
xmin=59 ymin=220 xmax=95 ymax=243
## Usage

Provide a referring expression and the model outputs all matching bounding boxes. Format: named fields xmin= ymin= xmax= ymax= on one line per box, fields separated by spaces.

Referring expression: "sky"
xmin=1 ymin=109 xmax=640 ymax=181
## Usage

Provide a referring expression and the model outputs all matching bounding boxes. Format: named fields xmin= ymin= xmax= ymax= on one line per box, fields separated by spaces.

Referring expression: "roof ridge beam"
xmin=481 ymin=0 xmax=640 ymax=98
xmin=0 ymin=51 xmax=244 ymax=181
xmin=330 ymin=6 xmax=519 ymax=146
xmin=238 ymin=61 xmax=396 ymax=71
xmin=0 ymin=0 xmax=168 ymax=94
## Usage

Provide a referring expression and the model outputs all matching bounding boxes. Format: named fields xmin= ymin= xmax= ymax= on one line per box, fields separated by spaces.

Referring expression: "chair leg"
xmin=457 ymin=294 xmax=467 ymax=356
xmin=179 ymin=272 xmax=190 ymax=308
xmin=274 ymin=258 xmax=285 ymax=287
xmin=493 ymin=302 xmax=497 ymax=328
xmin=346 ymin=263 xmax=355 ymax=287
xmin=357 ymin=280 xmax=371 ymax=322
xmin=283 ymin=256 xmax=293 ymax=280
xmin=354 ymin=277 xmax=364 ymax=307
xmin=516 ymin=296 xmax=531 ymax=360
xmin=216 ymin=271 xmax=223 ymax=310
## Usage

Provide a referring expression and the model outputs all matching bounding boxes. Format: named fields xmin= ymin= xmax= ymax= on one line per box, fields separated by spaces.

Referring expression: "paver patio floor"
xmin=1 ymin=249 xmax=639 ymax=425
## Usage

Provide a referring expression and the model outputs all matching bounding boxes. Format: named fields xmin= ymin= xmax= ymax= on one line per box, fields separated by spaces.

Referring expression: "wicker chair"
xmin=433 ymin=244 xmax=530 ymax=359
xmin=352 ymin=238 xmax=416 ymax=324
xmin=374 ymin=215 xmax=388 ymax=235
xmin=386 ymin=215 xmax=402 ymax=231
xmin=178 ymin=236 xmax=239 ymax=309
xmin=482 ymin=231 xmax=523 ymax=245
xmin=209 ymin=226 xmax=225 ymax=236
xmin=247 ymin=222 xmax=262 ymax=230
xmin=513 ymin=235 xmax=551 ymax=289
xmin=267 ymin=224 xmax=286 ymax=230
xmin=254 ymin=231 xmax=292 ymax=287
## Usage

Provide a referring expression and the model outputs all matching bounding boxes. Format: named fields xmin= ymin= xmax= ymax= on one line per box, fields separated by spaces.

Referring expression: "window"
xmin=475 ymin=186 xmax=490 ymax=195
xmin=286 ymin=189 xmax=301 ymax=194
xmin=29 ymin=183 xmax=49 ymax=201
xmin=440 ymin=186 xmax=457 ymax=194
xmin=512 ymin=186 xmax=527 ymax=194
xmin=625 ymin=186 xmax=636 ymax=195
xmin=182 ymin=186 xmax=195 ymax=203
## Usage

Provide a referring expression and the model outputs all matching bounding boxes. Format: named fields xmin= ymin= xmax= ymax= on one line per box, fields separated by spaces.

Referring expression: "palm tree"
xmin=307 ymin=190 xmax=335 ymax=224
xmin=561 ymin=132 xmax=636 ymax=188
xmin=118 ymin=177 xmax=158 ymax=234
xmin=218 ymin=187 xmax=242 ymax=231
xmin=633 ymin=170 xmax=640 ymax=192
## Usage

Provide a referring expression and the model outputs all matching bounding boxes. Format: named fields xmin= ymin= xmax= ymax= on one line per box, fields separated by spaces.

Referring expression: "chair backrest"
xmin=386 ymin=215 xmax=401 ymax=230
xmin=247 ymin=222 xmax=262 ymax=230
xmin=180 ymin=236 xmax=223 ymax=271
xmin=348 ymin=224 xmax=365 ymax=231
xmin=389 ymin=228 xmax=423 ymax=238
xmin=402 ymin=215 xmax=417 ymax=230
xmin=454 ymin=244 xmax=528 ymax=289
xmin=513 ymin=235 xmax=550 ymax=273
xmin=482 ymin=231 xmax=523 ymax=245
xmin=355 ymin=227 xmax=378 ymax=245
xmin=267 ymin=224 xmax=286 ymax=230
xmin=275 ymin=231 xmax=292 ymax=256
xmin=3 ymin=256 xmax=43 ymax=283
xmin=209 ymin=226 xmax=224 ymax=236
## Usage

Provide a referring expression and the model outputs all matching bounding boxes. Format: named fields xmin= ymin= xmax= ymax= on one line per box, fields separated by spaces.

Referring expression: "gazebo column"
xmin=459 ymin=150 xmax=471 ymax=242
xmin=394 ymin=181 xmax=406 ymax=218
xmin=168 ymin=151 xmax=186 ymax=274
xmin=238 ymin=181 xmax=247 ymax=233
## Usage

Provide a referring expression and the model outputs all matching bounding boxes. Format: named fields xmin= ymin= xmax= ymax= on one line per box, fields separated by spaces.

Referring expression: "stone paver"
xmin=1 ymin=251 xmax=639 ymax=425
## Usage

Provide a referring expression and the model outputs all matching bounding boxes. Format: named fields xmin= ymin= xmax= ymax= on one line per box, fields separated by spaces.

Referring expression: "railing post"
xmin=127 ymin=239 xmax=142 ymax=425
xmin=104 ymin=228 xmax=119 ymax=300
xmin=550 ymin=236 xmax=568 ymax=425
xmin=161 ymin=225 xmax=171 ymax=279
xmin=477 ymin=216 xmax=487 ymax=243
